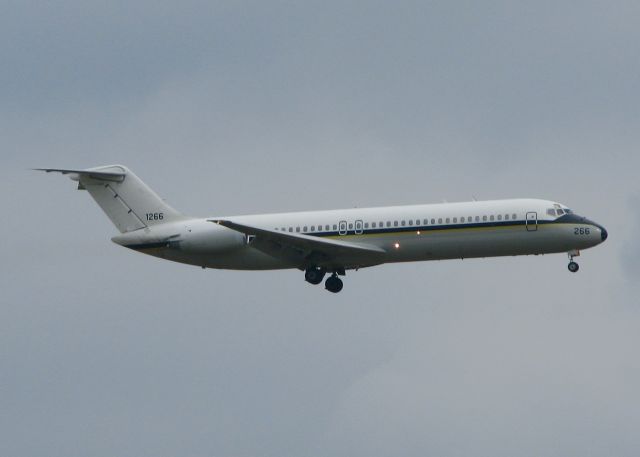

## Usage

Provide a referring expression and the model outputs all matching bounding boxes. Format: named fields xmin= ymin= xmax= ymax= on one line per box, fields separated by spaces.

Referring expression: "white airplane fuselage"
xmin=40 ymin=165 xmax=607 ymax=293
xmin=112 ymin=199 xmax=606 ymax=270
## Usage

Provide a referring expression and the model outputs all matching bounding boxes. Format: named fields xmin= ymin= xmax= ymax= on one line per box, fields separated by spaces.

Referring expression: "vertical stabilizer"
xmin=37 ymin=165 xmax=185 ymax=233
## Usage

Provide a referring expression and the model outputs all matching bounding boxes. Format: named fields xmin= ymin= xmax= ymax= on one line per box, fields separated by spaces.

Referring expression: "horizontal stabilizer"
xmin=34 ymin=168 xmax=125 ymax=182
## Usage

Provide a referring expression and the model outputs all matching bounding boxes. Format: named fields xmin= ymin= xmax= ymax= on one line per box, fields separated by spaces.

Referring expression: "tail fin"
xmin=37 ymin=165 xmax=185 ymax=233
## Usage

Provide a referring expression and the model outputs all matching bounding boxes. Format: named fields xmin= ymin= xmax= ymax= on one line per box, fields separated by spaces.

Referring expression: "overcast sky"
xmin=1 ymin=1 xmax=639 ymax=456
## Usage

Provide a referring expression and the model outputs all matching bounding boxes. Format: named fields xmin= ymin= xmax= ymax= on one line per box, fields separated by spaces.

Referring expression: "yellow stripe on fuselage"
xmin=322 ymin=222 xmax=586 ymax=240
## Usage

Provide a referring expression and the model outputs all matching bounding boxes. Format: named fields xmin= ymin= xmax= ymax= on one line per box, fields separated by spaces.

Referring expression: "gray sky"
xmin=1 ymin=1 xmax=639 ymax=456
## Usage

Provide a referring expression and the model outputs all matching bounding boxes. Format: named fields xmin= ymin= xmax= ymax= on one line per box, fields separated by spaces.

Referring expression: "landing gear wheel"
xmin=304 ymin=267 xmax=325 ymax=285
xmin=568 ymin=261 xmax=579 ymax=273
xmin=325 ymin=275 xmax=344 ymax=293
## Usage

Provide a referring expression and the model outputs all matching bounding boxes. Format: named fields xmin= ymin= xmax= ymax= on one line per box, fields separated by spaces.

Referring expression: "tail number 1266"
xmin=146 ymin=212 xmax=164 ymax=221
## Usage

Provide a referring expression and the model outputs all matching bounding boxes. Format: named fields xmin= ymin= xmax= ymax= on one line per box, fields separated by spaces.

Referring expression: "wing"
xmin=210 ymin=219 xmax=386 ymax=270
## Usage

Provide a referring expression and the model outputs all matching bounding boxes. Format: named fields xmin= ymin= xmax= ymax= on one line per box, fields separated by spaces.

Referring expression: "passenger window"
xmin=438 ymin=218 xmax=442 ymax=224
xmin=303 ymin=226 xmax=308 ymax=232
xmin=431 ymin=218 xmax=436 ymax=224
xmin=490 ymin=215 xmax=495 ymax=221
xmin=310 ymin=226 xmax=315 ymax=232
xmin=289 ymin=227 xmax=293 ymax=232
xmin=325 ymin=225 xmax=329 ymax=231
xmin=497 ymin=215 xmax=502 ymax=221
xmin=333 ymin=224 xmax=337 ymax=230
xmin=408 ymin=220 xmax=413 ymax=225
xmin=379 ymin=221 xmax=383 ymax=228
xmin=512 ymin=214 xmax=517 ymax=220
xmin=424 ymin=219 xmax=428 ymax=225
xmin=401 ymin=220 xmax=406 ymax=226
xmin=372 ymin=222 xmax=376 ymax=228
xmin=296 ymin=227 xmax=300 ymax=232
xmin=364 ymin=222 xmax=369 ymax=229
xmin=394 ymin=221 xmax=398 ymax=227
xmin=446 ymin=218 xmax=450 ymax=223
xmin=460 ymin=217 xmax=465 ymax=223
xmin=475 ymin=216 xmax=480 ymax=222
xmin=505 ymin=214 xmax=509 ymax=220
xmin=281 ymin=227 xmax=286 ymax=231
xmin=483 ymin=216 xmax=487 ymax=221
xmin=386 ymin=221 xmax=391 ymax=227
xmin=453 ymin=217 xmax=458 ymax=223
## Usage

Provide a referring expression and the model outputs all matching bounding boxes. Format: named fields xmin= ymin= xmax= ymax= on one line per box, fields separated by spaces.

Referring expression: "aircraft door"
xmin=526 ymin=212 xmax=538 ymax=231
xmin=339 ymin=220 xmax=347 ymax=235
xmin=354 ymin=220 xmax=363 ymax=235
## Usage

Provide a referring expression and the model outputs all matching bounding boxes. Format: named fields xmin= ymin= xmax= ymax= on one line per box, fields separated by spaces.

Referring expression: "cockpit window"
xmin=564 ymin=208 xmax=572 ymax=214
xmin=547 ymin=208 xmax=556 ymax=217
xmin=556 ymin=209 xmax=565 ymax=216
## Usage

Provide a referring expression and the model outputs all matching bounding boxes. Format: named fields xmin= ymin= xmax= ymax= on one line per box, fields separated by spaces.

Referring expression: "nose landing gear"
xmin=567 ymin=250 xmax=580 ymax=273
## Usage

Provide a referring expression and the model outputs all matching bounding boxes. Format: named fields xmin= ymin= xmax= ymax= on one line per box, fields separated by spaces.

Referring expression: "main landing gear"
xmin=305 ymin=267 xmax=344 ymax=293
xmin=304 ymin=267 xmax=326 ymax=285
xmin=567 ymin=250 xmax=580 ymax=273
xmin=325 ymin=274 xmax=344 ymax=293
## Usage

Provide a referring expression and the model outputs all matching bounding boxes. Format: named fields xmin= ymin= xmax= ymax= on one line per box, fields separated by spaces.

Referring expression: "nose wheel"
xmin=567 ymin=250 xmax=580 ymax=273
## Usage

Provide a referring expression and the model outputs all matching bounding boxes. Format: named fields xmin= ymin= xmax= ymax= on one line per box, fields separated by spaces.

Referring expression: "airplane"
xmin=37 ymin=165 xmax=608 ymax=293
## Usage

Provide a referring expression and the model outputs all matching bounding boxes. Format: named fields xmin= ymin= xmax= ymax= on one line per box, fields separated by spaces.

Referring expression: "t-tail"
xmin=35 ymin=165 xmax=186 ymax=232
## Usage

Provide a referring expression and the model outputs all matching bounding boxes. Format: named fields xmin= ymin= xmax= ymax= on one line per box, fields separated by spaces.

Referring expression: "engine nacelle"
xmin=111 ymin=219 xmax=245 ymax=256
xmin=179 ymin=220 xmax=245 ymax=254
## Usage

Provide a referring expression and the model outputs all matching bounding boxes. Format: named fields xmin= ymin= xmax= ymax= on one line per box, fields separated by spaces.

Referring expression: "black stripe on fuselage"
xmin=300 ymin=216 xmax=593 ymax=238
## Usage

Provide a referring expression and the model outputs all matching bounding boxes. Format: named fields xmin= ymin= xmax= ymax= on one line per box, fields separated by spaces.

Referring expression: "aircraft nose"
xmin=600 ymin=225 xmax=608 ymax=242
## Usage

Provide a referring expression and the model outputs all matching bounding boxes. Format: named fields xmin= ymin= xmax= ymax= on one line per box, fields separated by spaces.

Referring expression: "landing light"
xmin=417 ymin=230 xmax=421 ymax=235
xmin=394 ymin=242 xmax=400 ymax=249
